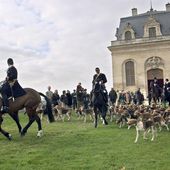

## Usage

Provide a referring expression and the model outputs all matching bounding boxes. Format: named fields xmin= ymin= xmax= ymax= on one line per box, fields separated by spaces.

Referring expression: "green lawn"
xmin=0 ymin=113 xmax=169 ymax=170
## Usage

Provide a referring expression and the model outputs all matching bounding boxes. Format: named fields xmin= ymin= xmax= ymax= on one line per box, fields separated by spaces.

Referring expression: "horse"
xmin=0 ymin=88 xmax=55 ymax=140
xmin=91 ymin=83 xmax=108 ymax=128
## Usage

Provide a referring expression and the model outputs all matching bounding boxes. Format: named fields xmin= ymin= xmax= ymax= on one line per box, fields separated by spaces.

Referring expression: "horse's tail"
xmin=39 ymin=92 xmax=55 ymax=123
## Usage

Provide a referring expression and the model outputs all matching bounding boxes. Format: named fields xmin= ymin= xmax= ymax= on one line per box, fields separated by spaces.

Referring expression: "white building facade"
xmin=108 ymin=3 xmax=170 ymax=96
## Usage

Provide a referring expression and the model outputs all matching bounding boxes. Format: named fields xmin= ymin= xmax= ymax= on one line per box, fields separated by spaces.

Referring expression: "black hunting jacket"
xmin=7 ymin=66 xmax=18 ymax=81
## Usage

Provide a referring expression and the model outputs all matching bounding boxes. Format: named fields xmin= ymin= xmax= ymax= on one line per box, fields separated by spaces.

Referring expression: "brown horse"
xmin=0 ymin=88 xmax=55 ymax=140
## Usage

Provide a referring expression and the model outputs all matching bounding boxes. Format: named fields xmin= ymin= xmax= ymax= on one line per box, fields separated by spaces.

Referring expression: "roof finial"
xmin=150 ymin=0 xmax=153 ymax=11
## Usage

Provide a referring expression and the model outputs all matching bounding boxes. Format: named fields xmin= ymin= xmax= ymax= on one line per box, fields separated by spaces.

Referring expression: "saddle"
xmin=0 ymin=80 xmax=26 ymax=99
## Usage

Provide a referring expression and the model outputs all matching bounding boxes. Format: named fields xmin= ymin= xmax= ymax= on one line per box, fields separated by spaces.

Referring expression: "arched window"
xmin=125 ymin=61 xmax=135 ymax=86
xmin=125 ymin=31 xmax=132 ymax=40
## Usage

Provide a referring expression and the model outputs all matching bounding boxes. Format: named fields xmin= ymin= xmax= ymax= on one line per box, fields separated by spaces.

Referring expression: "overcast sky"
xmin=0 ymin=0 xmax=169 ymax=94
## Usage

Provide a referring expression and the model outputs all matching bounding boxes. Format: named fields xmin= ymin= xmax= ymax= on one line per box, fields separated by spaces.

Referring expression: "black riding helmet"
xmin=7 ymin=58 xmax=14 ymax=65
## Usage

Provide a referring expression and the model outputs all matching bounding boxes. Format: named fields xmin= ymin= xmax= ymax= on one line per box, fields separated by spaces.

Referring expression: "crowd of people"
xmin=45 ymin=85 xmax=145 ymax=110
xmin=45 ymin=77 xmax=170 ymax=111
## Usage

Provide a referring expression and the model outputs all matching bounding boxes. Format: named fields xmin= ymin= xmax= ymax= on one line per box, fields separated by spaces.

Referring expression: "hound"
xmin=76 ymin=107 xmax=94 ymax=123
xmin=53 ymin=104 xmax=72 ymax=122
xmin=134 ymin=119 xmax=156 ymax=143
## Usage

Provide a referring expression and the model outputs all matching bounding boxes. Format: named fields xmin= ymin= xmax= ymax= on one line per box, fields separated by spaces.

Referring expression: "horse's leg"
xmin=93 ymin=106 xmax=98 ymax=128
xmin=98 ymin=105 xmax=108 ymax=125
xmin=21 ymin=114 xmax=36 ymax=136
xmin=9 ymin=112 xmax=22 ymax=133
xmin=0 ymin=115 xmax=12 ymax=140
xmin=34 ymin=114 xmax=43 ymax=137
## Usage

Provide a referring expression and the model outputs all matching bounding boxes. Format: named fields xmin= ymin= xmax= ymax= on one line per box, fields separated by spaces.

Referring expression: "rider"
xmin=1 ymin=58 xmax=26 ymax=113
xmin=92 ymin=67 xmax=108 ymax=103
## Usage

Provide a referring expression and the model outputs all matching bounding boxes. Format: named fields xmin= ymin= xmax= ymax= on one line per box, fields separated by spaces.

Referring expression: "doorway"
xmin=147 ymin=68 xmax=164 ymax=93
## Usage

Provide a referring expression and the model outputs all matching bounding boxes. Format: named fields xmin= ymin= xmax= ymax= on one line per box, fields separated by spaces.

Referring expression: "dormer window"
xmin=122 ymin=23 xmax=135 ymax=40
xmin=143 ymin=16 xmax=162 ymax=38
xmin=149 ymin=27 xmax=156 ymax=38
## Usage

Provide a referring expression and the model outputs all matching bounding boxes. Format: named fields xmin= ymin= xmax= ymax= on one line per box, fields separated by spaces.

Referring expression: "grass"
xmin=0 ymin=112 xmax=170 ymax=170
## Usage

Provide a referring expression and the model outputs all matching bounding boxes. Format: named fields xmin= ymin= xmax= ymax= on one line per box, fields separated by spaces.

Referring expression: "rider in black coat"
xmin=92 ymin=67 xmax=107 ymax=87
xmin=1 ymin=58 xmax=26 ymax=113
xmin=92 ymin=67 xmax=108 ymax=103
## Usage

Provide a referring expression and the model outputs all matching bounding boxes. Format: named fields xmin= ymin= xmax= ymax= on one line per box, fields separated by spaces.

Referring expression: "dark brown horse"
xmin=91 ymin=83 xmax=108 ymax=128
xmin=0 ymin=88 xmax=55 ymax=140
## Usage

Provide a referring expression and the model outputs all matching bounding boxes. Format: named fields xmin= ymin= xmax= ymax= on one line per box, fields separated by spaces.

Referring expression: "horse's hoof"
xmin=20 ymin=130 xmax=26 ymax=137
xmin=8 ymin=134 xmax=12 ymax=141
xmin=37 ymin=130 xmax=43 ymax=137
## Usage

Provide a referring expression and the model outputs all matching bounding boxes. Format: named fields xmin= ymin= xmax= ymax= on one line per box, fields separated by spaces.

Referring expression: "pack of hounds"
xmin=36 ymin=100 xmax=170 ymax=143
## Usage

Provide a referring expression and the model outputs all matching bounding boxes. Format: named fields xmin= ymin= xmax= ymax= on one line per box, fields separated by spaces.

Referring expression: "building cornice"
xmin=108 ymin=35 xmax=170 ymax=52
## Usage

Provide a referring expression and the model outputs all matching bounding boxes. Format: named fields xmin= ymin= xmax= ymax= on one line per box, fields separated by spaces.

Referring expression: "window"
xmin=149 ymin=27 xmax=156 ymax=38
xmin=125 ymin=61 xmax=135 ymax=86
xmin=125 ymin=31 xmax=132 ymax=40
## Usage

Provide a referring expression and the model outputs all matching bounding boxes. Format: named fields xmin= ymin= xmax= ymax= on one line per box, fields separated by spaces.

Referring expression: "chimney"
xmin=132 ymin=8 xmax=138 ymax=16
xmin=166 ymin=3 xmax=170 ymax=11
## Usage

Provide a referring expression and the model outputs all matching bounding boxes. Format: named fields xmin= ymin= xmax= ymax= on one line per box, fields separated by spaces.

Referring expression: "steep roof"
xmin=117 ymin=10 xmax=170 ymax=40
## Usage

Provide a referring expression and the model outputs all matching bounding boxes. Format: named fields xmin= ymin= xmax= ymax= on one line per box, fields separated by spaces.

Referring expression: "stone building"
xmin=108 ymin=3 xmax=170 ymax=96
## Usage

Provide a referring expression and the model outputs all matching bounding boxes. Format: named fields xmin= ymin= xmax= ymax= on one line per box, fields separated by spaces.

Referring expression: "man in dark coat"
xmin=66 ymin=90 xmax=72 ymax=108
xmin=51 ymin=89 xmax=60 ymax=107
xmin=0 ymin=58 xmax=26 ymax=113
xmin=71 ymin=89 xmax=77 ymax=110
xmin=109 ymin=88 xmax=117 ymax=106
xmin=150 ymin=77 xmax=161 ymax=104
xmin=92 ymin=67 xmax=108 ymax=103
xmin=164 ymin=78 xmax=170 ymax=105
xmin=76 ymin=83 xmax=84 ymax=110
xmin=92 ymin=67 xmax=107 ymax=88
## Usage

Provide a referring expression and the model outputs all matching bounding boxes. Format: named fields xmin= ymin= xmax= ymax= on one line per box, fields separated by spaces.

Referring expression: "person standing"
xmin=60 ymin=90 xmax=67 ymax=108
xmin=51 ymin=89 xmax=60 ymax=107
xmin=164 ymin=78 xmax=170 ymax=106
xmin=71 ymin=89 xmax=77 ymax=110
xmin=76 ymin=82 xmax=84 ymax=111
xmin=46 ymin=86 xmax=53 ymax=103
xmin=66 ymin=90 xmax=72 ymax=108
xmin=109 ymin=88 xmax=117 ymax=106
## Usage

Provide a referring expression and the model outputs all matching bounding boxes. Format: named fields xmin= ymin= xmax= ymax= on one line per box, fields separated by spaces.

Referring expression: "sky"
xmin=0 ymin=0 xmax=169 ymax=94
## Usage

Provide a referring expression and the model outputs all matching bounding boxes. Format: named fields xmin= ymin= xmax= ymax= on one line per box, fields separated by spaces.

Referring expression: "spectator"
xmin=109 ymin=88 xmax=117 ymax=106
xmin=76 ymin=83 xmax=84 ymax=110
xmin=71 ymin=89 xmax=77 ymax=110
xmin=46 ymin=86 xmax=53 ymax=103
xmin=60 ymin=90 xmax=67 ymax=108
xmin=66 ymin=90 xmax=72 ymax=108
xmin=52 ymin=89 xmax=60 ymax=107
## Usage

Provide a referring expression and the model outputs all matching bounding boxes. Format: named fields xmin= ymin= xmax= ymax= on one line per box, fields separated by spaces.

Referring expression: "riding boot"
xmin=1 ymin=94 xmax=9 ymax=113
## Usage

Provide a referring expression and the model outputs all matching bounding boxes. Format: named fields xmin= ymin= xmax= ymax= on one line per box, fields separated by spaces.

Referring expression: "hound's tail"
xmin=39 ymin=92 xmax=55 ymax=122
